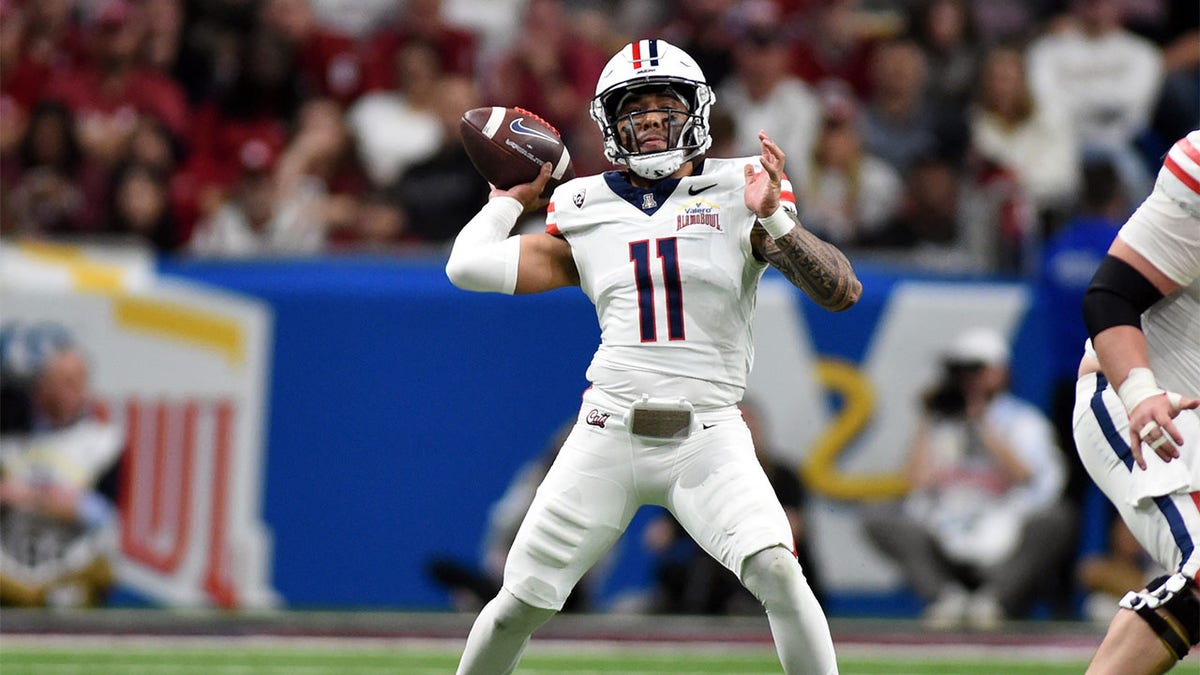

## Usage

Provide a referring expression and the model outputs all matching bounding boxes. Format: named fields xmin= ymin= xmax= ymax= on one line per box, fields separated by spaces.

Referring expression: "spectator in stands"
xmin=6 ymin=101 xmax=91 ymax=237
xmin=910 ymin=0 xmax=983 ymax=109
xmin=0 ymin=0 xmax=33 ymax=179
xmin=346 ymin=39 xmax=444 ymax=189
xmin=107 ymin=162 xmax=180 ymax=253
xmin=389 ymin=75 xmax=488 ymax=244
xmin=789 ymin=0 xmax=879 ymax=97
xmin=862 ymin=328 xmax=1075 ymax=630
xmin=427 ymin=420 xmax=602 ymax=612
xmin=180 ymin=27 xmax=300 ymax=234
xmin=44 ymin=0 xmax=191 ymax=165
xmin=1038 ymin=159 xmax=1126 ymax=507
xmin=140 ymin=0 xmax=184 ymax=76
xmin=970 ymin=44 xmax=1080 ymax=236
xmin=189 ymin=98 xmax=353 ymax=256
xmin=0 ymin=326 xmax=124 ymax=608
xmin=1026 ymin=0 xmax=1163 ymax=200
xmin=798 ymin=81 xmax=901 ymax=247
xmin=259 ymin=0 xmax=364 ymax=105
xmin=362 ymin=0 xmax=478 ymax=93
xmin=656 ymin=0 xmax=741 ymax=90
xmin=336 ymin=189 xmax=410 ymax=251
xmin=968 ymin=0 xmax=1051 ymax=45
xmin=309 ymin=0 xmax=397 ymax=40
xmin=859 ymin=38 xmax=967 ymax=174
xmin=641 ymin=398 xmax=826 ymax=615
xmin=19 ymin=0 xmax=87 ymax=73
xmin=718 ymin=5 xmax=821 ymax=183
xmin=1150 ymin=14 xmax=1199 ymax=148
xmin=165 ymin=0 xmax=260 ymax=106
xmin=1078 ymin=517 xmax=1165 ymax=625
xmin=481 ymin=0 xmax=607 ymax=138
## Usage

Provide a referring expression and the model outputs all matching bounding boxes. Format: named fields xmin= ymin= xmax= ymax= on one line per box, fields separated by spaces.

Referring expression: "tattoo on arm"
xmin=751 ymin=212 xmax=862 ymax=312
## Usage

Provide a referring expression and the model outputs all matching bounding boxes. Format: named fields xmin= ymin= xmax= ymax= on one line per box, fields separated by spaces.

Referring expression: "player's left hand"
xmin=744 ymin=130 xmax=784 ymax=218
xmin=1129 ymin=391 xmax=1200 ymax=469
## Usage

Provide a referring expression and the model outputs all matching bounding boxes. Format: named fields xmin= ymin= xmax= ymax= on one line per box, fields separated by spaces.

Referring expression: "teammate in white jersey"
xmin=446 ymin=39 xmax=861 ymax=675
xmin=1073 ymin=130 xmax=1200 ymax=673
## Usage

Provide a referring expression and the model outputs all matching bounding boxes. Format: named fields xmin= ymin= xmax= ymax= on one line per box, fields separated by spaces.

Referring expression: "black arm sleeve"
xmin=1081 ymin=255 xmax=1165 ymax=339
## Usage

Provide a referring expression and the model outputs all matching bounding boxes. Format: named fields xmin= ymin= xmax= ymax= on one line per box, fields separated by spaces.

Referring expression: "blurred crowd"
xmin=0 ymin=0 xmax=1194 ymax=266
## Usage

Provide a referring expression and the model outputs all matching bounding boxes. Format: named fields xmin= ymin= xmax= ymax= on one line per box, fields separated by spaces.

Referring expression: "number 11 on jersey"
xmin=629 ymin=237 xmax=685 ymax=343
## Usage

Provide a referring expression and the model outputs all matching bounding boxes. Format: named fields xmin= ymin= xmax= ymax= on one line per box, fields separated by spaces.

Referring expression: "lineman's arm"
xmin=446 ymin=162 xmax=579 ymax=294
xmin=1084 ymin=238 xmax=1199 ymax=468
xmin=744 ymin=132 xmax=861 ymax=312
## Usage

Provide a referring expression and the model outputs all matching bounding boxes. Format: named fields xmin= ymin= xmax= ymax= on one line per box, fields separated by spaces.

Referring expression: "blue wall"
xmin=158 ymin=256 xmax=1071 ymax=611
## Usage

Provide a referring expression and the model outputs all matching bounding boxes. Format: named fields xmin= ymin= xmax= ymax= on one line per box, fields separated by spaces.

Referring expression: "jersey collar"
xmin=603 ymin=171 xmax=681 ymax=216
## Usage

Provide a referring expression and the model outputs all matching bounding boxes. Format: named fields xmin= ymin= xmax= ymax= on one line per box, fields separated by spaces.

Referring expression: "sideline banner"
xmin=0 ymin=242 xmax=278 ymax=608
xmin=159 ymin=257 xmax=1052 ymax=609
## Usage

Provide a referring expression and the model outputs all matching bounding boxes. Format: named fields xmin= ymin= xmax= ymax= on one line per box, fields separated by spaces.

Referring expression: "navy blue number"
xmin=629 ymin=237 xmax=685 ymax=342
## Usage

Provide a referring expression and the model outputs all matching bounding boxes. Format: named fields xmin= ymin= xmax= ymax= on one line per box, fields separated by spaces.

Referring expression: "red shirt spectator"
xmin=481 ymin=0 xmax=604 ymax=136
xmin=360 ymin=0 xmax=478 ymax=92
xmin=19 ymin=0 xmax=89 ymax=73
xmin=789 ymin=0 xmax=880 ymax=97
xmin=174 ymin=103 xmax=291 ymax=237
xmin=42 ymin=0 xmax=190 ymax=164
xmin=260 ymin=0 xmax=365 ymax=105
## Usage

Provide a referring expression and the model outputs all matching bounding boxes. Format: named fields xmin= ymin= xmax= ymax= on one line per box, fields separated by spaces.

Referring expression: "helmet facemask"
xmin=591 ymin=78 xmax=715 ymax=180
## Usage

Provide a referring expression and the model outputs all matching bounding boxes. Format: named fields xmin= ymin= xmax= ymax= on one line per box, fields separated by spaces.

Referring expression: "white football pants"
xmin=1074 ymin=371 xmax=1200 ymax=581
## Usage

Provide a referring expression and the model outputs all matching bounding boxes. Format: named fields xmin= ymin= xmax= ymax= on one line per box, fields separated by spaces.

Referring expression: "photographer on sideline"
xmin=862 ymin=328 xmax=1075 ymax=630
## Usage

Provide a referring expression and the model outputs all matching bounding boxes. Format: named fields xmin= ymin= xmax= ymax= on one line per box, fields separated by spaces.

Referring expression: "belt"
xmin=625 ymin=396 xmax=693 ymax=440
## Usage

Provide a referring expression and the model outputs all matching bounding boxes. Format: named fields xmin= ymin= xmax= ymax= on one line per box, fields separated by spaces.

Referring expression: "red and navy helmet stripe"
xmin=631 ymin=39 xmax=661 ymax=69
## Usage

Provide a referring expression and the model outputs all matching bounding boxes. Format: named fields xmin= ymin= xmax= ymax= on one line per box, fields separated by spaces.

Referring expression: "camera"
xmin=923 ymin=361 xmax=986 ymax=417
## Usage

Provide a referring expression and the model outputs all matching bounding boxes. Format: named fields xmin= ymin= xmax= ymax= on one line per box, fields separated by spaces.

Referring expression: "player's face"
xmin=615 ymin=93 xmax=689 ymax=154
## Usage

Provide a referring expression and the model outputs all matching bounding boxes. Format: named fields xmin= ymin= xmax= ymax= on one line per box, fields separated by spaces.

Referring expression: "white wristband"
xmin=1117 ymin=367 xmax=1163 ymax=414
xmin=758 ymin=207 xmax=794 ymax=239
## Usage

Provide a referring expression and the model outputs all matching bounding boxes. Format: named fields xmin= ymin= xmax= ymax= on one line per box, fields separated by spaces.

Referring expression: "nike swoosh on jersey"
xmin=688 ymin=183 xmax=718 ymax=196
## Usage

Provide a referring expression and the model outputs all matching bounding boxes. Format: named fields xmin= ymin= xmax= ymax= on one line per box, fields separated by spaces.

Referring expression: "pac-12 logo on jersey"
xmin=573 ymin=189 xmax=586 ymax=208
xmin=676 ymin=200 xmax=722 ymax=232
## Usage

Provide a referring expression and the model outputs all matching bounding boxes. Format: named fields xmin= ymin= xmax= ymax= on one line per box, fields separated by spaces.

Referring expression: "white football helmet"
xmin=590 ymin=39 xmax=715 ymax=180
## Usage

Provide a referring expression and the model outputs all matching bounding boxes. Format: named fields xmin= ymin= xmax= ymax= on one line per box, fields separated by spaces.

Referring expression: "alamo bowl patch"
xmin=675 ymin=200 xmax=722 ymax=232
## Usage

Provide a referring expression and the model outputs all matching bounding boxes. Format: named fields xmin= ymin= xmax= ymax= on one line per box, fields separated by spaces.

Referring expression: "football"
xmin=460 ymin=106 xmax=575 ymax=197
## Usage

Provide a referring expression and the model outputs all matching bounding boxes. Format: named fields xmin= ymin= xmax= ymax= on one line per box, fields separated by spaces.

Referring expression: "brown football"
xmin=460 ymin=106 xmax=575 ymax=197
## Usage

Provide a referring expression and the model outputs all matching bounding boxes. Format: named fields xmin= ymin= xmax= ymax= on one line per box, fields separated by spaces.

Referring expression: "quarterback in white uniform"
xmin=446 ymin=39 xmax=860 ymax=675
xmin=1074 ymin=130 xmax=1200 ymax=674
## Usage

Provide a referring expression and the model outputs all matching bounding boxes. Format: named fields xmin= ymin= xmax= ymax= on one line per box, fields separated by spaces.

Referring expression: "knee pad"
xmin=1118 ymin=573 xmax=1200 ymax=661
xmin=490 ymin=589 xmax=557 ymax=635
xmin=741 ymin=546 xmax=803 ymax=607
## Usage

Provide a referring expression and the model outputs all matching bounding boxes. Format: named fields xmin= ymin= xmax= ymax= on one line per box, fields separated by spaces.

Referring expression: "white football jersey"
xmin=545 ymin=157 xmax=796 ymax=409
xmin=1115 ymin=130 xmax=1200 ymax=395
xmin=1157 ymin=130 xmax=1200 ymax=219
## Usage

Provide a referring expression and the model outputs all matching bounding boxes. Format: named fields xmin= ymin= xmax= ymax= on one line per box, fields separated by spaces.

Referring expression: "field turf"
xmin=0 ymin=640 xmax=1093 ymax=674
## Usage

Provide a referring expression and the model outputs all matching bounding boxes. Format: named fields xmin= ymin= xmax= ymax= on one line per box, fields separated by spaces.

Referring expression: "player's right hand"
xmin=1128 ymin=391 xmax=1200 ymax=470
xmin=490 ymin=161 xmax=553 ymax=214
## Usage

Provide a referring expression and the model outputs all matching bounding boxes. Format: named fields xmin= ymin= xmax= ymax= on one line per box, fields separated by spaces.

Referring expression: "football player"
xmin=1074 ymin=130 xmax=1200 ymax=674
xmin=446 ymin=39 xmax=859 ymax=675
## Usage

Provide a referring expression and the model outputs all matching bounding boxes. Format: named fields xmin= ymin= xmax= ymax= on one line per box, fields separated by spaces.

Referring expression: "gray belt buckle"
xmin=627 ymin=396 xmax=694 ymax=440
